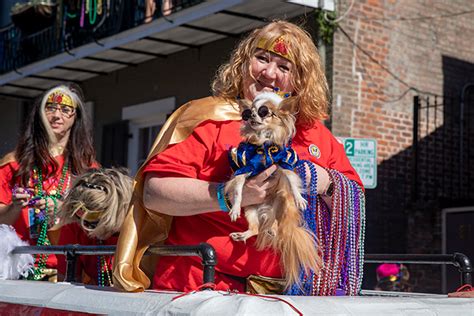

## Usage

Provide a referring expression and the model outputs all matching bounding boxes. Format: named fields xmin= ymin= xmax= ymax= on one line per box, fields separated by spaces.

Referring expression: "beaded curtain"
xmin=286 ymin=160 xmax=366 ymax=296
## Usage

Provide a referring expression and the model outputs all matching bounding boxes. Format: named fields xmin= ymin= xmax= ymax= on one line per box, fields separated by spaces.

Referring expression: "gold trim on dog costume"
xmin=71 ymin=202 xmax=104 ymax=231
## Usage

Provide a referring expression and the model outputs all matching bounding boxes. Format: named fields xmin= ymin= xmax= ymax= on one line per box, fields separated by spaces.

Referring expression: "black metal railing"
xmin=12 ymin=242 xmax=217 ymax=287
xmin=412 ymin=94 xmax=474 ymax=202
xmin=365 ymin=253 xmax=473 ymax=287
xmin=0 ymin=0 xmax=204 ymax=75
xmin=11 ymin=246 xmax=473 ymax=290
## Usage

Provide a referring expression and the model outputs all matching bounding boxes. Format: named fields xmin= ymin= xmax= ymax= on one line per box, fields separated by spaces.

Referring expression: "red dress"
xmin=142 ymin=119 xmax=362 ymax=292
xmin=0 ymin=155 xmax=72 ymax=268
xmin=57 ymin=223 xmax=117 ymax=285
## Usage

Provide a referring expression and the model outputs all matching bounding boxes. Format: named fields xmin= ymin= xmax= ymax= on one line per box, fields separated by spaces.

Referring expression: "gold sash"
xmin=112 ymin=96 xmax=241 ymax=292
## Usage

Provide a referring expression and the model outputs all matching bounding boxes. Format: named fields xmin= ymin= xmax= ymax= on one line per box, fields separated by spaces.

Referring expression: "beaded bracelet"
xmin=216 ymin=183 xmax=230 ymax=212
xmin=224 ymin=192 xmax=233 ymax=211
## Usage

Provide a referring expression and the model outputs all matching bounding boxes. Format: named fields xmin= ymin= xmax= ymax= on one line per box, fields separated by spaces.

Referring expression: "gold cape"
xmin=0 ymin=152 xmax=16 ymax=167
xmin=112 ymin=96 xmax=241 ymax=292
xmin=0 ymin=147 xmax=65 ymax=167
xmin=0 ymin=147 xmax=67 ymax=167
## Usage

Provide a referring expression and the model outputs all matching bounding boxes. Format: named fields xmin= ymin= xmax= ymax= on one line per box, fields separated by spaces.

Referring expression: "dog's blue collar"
xmin=229 ymin=142 xmax=298 ymax=177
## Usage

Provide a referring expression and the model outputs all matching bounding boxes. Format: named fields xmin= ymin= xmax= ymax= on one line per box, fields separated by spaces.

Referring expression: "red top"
xmin=57 ymin=223 xmax=117 ymax=285
xmin=0 ymin=155 xmax=72 ymax=268
xmin=143 ymin=120 xmax=362 ymax=292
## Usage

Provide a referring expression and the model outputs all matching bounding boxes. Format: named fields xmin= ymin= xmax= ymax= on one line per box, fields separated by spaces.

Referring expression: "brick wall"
xmin=330 ymin=0 xmax=474 ymax=292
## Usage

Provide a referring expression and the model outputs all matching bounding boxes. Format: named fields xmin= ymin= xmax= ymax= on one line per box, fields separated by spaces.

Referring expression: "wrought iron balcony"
xmin=0 ymin=0 xmax=203 ymax=75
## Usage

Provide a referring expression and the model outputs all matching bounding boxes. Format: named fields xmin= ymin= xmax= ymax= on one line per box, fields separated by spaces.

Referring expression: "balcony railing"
xmin=0 ymin=0 xmax=203 ymax=75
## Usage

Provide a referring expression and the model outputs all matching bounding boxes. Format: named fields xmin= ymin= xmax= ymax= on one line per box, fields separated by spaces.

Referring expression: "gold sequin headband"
xmin=71 ymin=201 xmax=104 ymax=223
xmin=46 ymin=91 xmax=75 ymax=108
xmin=256 ymin=36 xmax=294 ymax=63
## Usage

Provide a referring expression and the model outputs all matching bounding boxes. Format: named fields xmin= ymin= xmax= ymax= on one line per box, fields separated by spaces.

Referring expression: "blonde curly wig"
xmin=59 ymin=168 xmax=133 ymax=240
xmin=211 ymin=20 xmax=329 ymax=125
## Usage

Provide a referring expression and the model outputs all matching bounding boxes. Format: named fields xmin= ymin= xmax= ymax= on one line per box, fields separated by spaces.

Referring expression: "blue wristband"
xmin=216 ymin=183 xmax=230 ymax=212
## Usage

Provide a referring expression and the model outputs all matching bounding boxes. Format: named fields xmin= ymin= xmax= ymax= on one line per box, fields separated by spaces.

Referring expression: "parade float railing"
xmin=12 ymin=245 xmax=473 ymax=288
xmin=12 ymin=243 xmax=217 ymax=286
xmin=365 ymin=253 xmax=473 ymax=286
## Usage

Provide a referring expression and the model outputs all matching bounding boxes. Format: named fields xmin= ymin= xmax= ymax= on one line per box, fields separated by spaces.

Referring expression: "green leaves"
xmin=315 ymin=9 xmax=338 ymax=45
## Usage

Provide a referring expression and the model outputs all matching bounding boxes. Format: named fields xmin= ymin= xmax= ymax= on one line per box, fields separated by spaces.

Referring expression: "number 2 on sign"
xmin=345 ymin=139 xmax=354 ymax=156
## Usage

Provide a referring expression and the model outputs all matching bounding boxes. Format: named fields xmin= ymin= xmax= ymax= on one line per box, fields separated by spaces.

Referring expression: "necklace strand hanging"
xmin=27 ymin=161 xmax=70 ymax=280
xmin=286 ymin=160 xmax=366 ymax=296
xmin=96 ymin=240 xmax=113 ymax=287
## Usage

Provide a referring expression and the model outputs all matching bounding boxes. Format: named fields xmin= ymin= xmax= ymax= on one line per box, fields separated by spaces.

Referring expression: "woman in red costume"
xmin=114 ymin=21 xmax=365 ymax=296
xmin=0 ymin=83 xmax=96 ymax=281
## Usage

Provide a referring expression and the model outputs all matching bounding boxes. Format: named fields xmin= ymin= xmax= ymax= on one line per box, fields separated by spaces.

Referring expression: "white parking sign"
xmin=340 ymin=138 xmax=377 ymax=189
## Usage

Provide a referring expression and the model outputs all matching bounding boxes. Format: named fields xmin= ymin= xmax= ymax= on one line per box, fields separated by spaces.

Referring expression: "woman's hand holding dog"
xmin=240 ymin=165 xmax=278 ymax=208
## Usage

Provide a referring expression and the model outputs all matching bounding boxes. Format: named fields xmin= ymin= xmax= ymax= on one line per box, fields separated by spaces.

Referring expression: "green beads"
xmin=27 ymin=161 xmax=70 ymax=281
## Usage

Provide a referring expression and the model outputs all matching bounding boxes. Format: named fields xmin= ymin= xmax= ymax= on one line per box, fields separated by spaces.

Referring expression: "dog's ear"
xmin=237 ymin=98 xmax=252 ymax=110
xmin=86 ymin=168 xmax=101 ymax=173
xmin=114 ymin=166 xmax=131 ymax=176
xmin=279 ymin=97 xmax=297 ymax=113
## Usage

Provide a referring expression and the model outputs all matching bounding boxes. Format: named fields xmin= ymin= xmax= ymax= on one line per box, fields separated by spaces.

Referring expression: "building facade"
xmin=331 ymin=0 xmax=474 ymax=292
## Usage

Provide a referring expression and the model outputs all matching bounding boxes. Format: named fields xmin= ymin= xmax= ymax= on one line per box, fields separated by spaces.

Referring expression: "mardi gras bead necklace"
xmin=80 ymin=0 xmax=85 ymax=27
xmin=27 ymin=161 xmax=70 ymax=280
xmin=29 ymin=210 xmax=50 ymax=280
xmin=88 ymin=0 xmax=97 ymax=25
xmin=286 ymin=160 xmax=365 ymax=296
xmin=96 ymin=240 xmax=113 ymax=287
xmin=97 ymin=0 xmax=102 ymax=16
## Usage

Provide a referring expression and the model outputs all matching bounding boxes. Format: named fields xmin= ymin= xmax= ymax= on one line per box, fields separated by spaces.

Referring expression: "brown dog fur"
xmin=225 ymin=92 xmax=321 ymax=289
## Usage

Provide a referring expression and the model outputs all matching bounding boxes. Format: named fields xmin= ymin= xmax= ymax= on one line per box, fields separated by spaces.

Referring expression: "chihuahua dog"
xmin=225 ymin=92 xmax=321 ymax=289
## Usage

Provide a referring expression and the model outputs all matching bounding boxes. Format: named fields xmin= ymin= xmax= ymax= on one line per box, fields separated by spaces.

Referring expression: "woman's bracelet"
xmin=324 ymin=180 xmax=334 ymax=197
xmin=223 ymin=192 xmax=233 ymax=211
xmin=216 ymin=183 xmax=232 ymax=212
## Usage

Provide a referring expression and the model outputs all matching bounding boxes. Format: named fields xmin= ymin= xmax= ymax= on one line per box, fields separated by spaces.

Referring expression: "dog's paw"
xmin=228 ymin=207 xmax=241 ymax=222
xmin=230 ymin=231 xmax=251 ymax=242
xmin=295 ymin=195 xmax=308 ymax=210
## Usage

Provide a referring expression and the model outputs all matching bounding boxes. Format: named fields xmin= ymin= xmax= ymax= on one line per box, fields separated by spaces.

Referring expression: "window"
xmin=137 ymin=124 xmax=162 ymax=169
xmin=122 ymin=97 xmax=175 ymax=175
